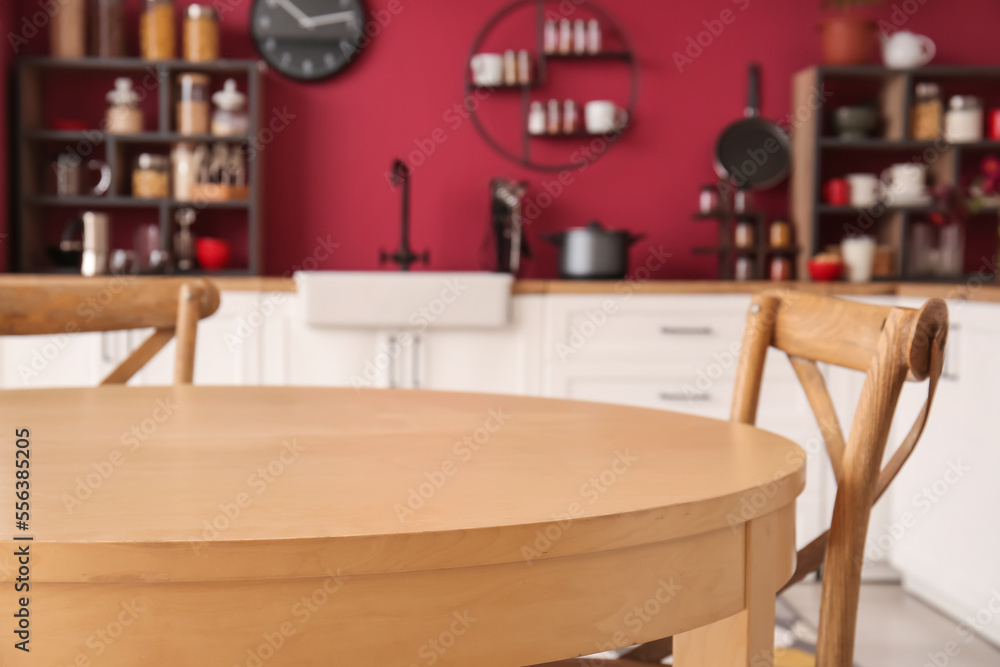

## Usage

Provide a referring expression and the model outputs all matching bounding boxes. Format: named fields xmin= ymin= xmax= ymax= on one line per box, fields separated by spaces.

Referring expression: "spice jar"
xmin=184 ymin=5 xmax=219 ymax=62
xmin=911 ymin=82 xmax=942 ymax=141
xmin=945 ymin=95 xmax=984 ymax=143
xmin=211 ymin=79 xmax=249 ymax=137
xmin=133 ymin=154 xmax=171 ymax=199
xmin=177 ymin=73 xmax=211 ymax=135
xmin=769 ymin=220 xmax=792 ymax=248
xmin=141 ymin=0 xmax=177 ymax=60
xmin=51 ymin=0 xmax=86 ymax=58
xmin=699 ymin=185 xmax=718 ymax=214
xmin=735 ymin=256 xmax=753 ymax=282
xmin=528 ymin=102 xmax=546 ymax=135
xmin=93 ymin=0 xmax=125 ymax=57
xmin=770 ymin=256 xmax=792 ymax=282
xmin=563 ymin=100 xmax=578 ymax=134
xmin=105 ymin=78 xmax=144 ymax=134
xmin=734 ymin=221 xmax=755 ymax=249
xmin=547 ymin=99 xmax=561 ymax=135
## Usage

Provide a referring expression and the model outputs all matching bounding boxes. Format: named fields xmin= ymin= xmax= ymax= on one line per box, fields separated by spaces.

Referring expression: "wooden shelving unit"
xmin=12 ymin=57 xmax=263 ymax=275
xmin=790 ymin=65 xmax=1000 ymax=283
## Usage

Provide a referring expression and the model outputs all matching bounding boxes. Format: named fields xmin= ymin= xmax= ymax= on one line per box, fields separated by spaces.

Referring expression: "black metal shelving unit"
xmin=12 ymin=57 xmax=264 ymax=275
xmin=463 ymin=0 xmax=640 ymax=172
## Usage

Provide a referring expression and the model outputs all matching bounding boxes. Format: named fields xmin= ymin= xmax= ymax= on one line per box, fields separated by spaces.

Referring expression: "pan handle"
xmin=745 ymin=63 xmax=760 ymax=119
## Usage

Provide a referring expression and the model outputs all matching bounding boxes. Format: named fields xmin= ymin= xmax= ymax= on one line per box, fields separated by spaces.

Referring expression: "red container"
xmin=808 ymin=258 xmax=845 ymax=282
xmin=990 ymin=109 xmax=1000 ymax=140
xmin=823 ymin=178 xmax=850 ymax=205
xmin=196 ymin=237 xmax=232 ymax=271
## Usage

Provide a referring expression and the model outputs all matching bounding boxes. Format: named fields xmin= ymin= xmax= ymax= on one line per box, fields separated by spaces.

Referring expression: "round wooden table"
xmin=1 ymin=386 xmax=804 ymax=667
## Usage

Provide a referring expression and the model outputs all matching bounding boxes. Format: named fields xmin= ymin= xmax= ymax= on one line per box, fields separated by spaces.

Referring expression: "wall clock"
xmin=251 ymin=0 xmax=367 ymax=81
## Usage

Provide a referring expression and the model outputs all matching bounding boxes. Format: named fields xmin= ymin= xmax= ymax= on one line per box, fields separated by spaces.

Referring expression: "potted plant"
xmin=819 ymin=0 xmax=884 ymax=65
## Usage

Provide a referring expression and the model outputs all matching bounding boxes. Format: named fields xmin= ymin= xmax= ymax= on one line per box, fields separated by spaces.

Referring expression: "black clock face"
xmin=251 ymin=0 xmax=367 ymax=81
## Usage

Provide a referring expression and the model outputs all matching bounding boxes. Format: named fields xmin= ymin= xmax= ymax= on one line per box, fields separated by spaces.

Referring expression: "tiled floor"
xmin=781 ymin=583 xmax=1000 ymax=667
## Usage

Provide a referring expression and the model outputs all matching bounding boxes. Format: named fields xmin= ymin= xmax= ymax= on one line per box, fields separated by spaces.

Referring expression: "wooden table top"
xmin=1 ymin=386 xmax=804 ymax=584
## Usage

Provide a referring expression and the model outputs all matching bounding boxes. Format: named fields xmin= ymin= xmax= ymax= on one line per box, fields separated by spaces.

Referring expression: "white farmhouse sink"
xmin=295 ymin=271 xmax=514 ymax=329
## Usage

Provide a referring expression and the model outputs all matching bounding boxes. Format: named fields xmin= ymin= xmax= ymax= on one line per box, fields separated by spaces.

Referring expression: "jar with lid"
xmin=699 ymin=185 xmax=718 ymax=214
xmin=562 ymin=100 xmax=578 ymax=134
xmin=184 ymin=5 xmax=220 ymax=62
xmin=528 ymin=102 xmax=546 ymax=136
xmin=211 ymin=79 xmax=249 ymax=137
xmin=93 ymin=0 xmax=125 ymax=57
xmin=105 ymin=78 xmax=144 ymax=134
xmin=945 ymin=95 xmax=984 ymax=143
xmin=734 ymin=221 xmax=755 ymax=249
xmin=911 ymin=82 xmax=942 ymax=140
xmin=734 ymin=256 xmax=754 ymax=282
xmin=141 ymin=0 xmax=177 ymax=60
xmin=769 ymin=220 xmax=792 ymax=248
xmin=177 ymin=73 xmax=211 ymax=135
xmin=133 ymin=154 xmax=171 ymax=199
xmin=51 ymin=0 xmax=86 ymax=58
xmin=769 ymin=256 xmax=792 ymax=282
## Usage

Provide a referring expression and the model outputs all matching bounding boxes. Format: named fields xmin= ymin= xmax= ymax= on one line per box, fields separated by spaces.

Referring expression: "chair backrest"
xmin=0 ymin=277 xmax=221 ymax=385
xmin=733 ymin=289 xmax=948 ymax=667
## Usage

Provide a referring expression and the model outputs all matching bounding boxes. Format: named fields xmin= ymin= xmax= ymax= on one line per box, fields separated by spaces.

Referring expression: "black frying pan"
xmin=714 ymin=63 xmax=791 ymax=190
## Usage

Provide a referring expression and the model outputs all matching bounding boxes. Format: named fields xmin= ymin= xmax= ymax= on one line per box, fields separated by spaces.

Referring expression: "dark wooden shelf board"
xmin=28 ymin=196 xmax=251 ymax=209
xmin=818 ymin=65 xmax=1000 ymax=78
xmin=544 ymin=51 xmax=633 ymax=62
xmin=529 ymin=127 xmax=628 ymax=139
xmin=20 ymin=57 xmax=258 ymax=74
xmin=820 ymin=138 xmax=1000 ymax=150
xmin=26 ymin=130 xmax=249 ymax=144
xmin=816 ymin=203 xmax=943 ymax=214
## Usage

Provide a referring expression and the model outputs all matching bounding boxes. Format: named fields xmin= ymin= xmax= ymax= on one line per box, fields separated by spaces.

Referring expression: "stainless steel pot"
xmin=544 ymin=221 xmax=646 ymax=280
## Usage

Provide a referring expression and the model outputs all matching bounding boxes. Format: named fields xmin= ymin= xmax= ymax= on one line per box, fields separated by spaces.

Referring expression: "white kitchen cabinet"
xmin=0 ymin=332 xmax=105 ymax=388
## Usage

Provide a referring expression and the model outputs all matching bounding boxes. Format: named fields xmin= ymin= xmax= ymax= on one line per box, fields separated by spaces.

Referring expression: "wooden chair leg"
xmin=174 ymin=284 xmax=202 ymax=384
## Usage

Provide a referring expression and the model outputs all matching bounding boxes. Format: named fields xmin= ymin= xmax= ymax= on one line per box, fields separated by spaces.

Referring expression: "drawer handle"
xmin=660 ymin=326 xmax=713 ymax=336
xmin=660 ymin=392 xmax=710 ymax=402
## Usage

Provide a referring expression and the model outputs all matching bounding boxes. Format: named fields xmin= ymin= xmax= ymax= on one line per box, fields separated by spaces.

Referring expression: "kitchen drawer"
xmin=544 ymin=295 xmax=749 ymax=363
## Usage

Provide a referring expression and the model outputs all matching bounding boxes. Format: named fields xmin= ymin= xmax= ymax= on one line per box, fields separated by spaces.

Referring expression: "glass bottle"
xmin=93 ymin=0 xmax=125 ymax=58
xmin=547 ymin=99 xmax=561 ymax=134
xmin=184 ymin=5 xmax=220 ymax=62
xmin=177 ymin=73 xmax=211 ymax=135
xmin=528 ymin=102 xmax=546 ymax=135
xmin=573 ymin=20 xmax=586 ymax=54
xmin=141 ymin=0 xmax=176 ymax=60
xmin=211 ymin=79 xmax=249 ymax=137
xmin=105 ymin=78 xmax=144 ymax=134
xmin=586 ymin=19 xmax=602 ymax=54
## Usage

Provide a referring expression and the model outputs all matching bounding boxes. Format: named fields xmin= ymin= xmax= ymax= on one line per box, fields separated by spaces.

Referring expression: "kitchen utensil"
xmin=714 ymin=63 xmax=791 ymax=190
xmin=823 ymin=177 xmax=850 ymax=205
xmin=59 ymin=212 xmax=110 ymax=276
xmin=196 ymin=237 xmax=232 ymax=271
xmin=54 ymin=155 xmax=112 ymax=197
xmin=808 ymin=257 xmax=845 ymax=282
xmin=470 ymin=53 xmax=503 ymax=86
xmin=881 ymin=30 xmax=936 ymax=69
xmin=880 ymin=163 xmax=927 ymax=204
xmin=841 ymin=236 xmax=877 ymax=283
xmin=543 ymin=221 xmax=646 ymax=280
xmin=832 ymin=105 xmax=878 ymax=140
xmin=846 ymin=173 xmax=880 ymax=208
xmin=945 ymin=95 xmax=984 ymax=143
xmin=488 ymin=178 xmax=530 ymax=275
xmin=584 ymin=101 xmax=627 ymax=134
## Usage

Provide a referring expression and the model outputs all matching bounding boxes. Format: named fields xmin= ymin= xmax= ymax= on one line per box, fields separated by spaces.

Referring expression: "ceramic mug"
xmin=842 ymin=235 xmax=877 ymax=283
xmin=54 ymin=154 xmax=111 ymax=197
xmin=584 ymin=101 xmax=628 ymax=134
xmin=881 ymin=163 xmax=927 ymax=202
xmin=470 ymin=53 xmax=504 ymax=86
xmin=989 ymin=109 xmax=1000 ymax=140
xmin=823 ymin=177 xmax=850 ymax=205
xmin=846 ymin=173 xmax=880 ymax=208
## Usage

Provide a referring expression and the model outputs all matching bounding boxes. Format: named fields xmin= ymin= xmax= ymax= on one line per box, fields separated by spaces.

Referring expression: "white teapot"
xmin=881 ymin=30 xmax=936 ymax=69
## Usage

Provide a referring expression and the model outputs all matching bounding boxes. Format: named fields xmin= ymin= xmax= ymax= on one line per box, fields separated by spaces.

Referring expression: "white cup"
xmin=846 ymin=173 xmax=880 ymax=208
xmin=881 ymin=163 xmax=927 ymax=202
xmin=470 ymin=53 xmax=503 ymax=86
xmin=842 ymin=236 xmax=877 ymax=283
xmin=584 ymin=101 xmax=628 ymax=134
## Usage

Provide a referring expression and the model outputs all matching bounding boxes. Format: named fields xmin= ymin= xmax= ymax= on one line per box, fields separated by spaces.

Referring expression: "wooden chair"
xmin=536 ymin=290 xmax=949 ymax=667
xmin=0 ymin=277 xmax=221 ymax=385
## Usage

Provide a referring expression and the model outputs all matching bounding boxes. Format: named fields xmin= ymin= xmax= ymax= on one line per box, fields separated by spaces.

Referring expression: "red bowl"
xmin=808 ymin=259 xmax=845 ymax=282
xmin=196 ymin=238 xmax=232 ymax=271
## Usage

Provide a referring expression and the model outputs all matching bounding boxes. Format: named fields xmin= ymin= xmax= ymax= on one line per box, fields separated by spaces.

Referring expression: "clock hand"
xmin=306 ymin=10 xmax=356 ymax=28
xmin=272 ymin=0 xmax=316 ymax=29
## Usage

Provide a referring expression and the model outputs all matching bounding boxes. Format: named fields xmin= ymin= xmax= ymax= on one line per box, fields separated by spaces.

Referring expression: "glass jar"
xmin=734 ymin=256 xmax=753 ymax=282
xmin=105 ymin=78 xmax=143 ymax=134
xmin=141 ymin=0 xmax=176 ymax=60
xmin=945 ymin=95 xmax=984 ymax=143
xmin=699 ymin=185 xmax=717 ymax=214
xmin=734 ymin=221 xmax=754 ymax=249
xmin=93 ymin=0 xmax=125 ymax=57
xmin=133 ymin=154 xmax=171 ymax=199
xmin=177 ymin=73 xmax=211 ymax=135
xmin=211 ymin=79 xmax=249 ymax=137
xmin=184 ymin=5 xmax=220 ymax=62
xmin=769 ymin=220 xmax=792 ymax=248
xmin=51 ymin=0 xmax=86 ymax=58
xmin=911 ymin=82 xmax=942 ymax=141
xmin=770 ymin=256 xmax=792 ymax=282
